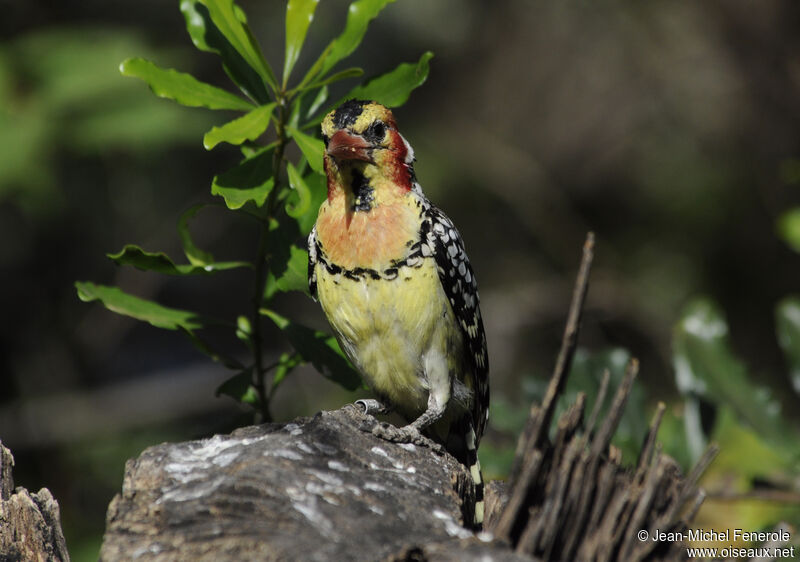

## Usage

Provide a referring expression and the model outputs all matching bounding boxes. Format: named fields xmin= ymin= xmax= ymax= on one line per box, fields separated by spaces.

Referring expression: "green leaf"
xmin=777 ymin=208 xmax=800 ymax=254
xmin=698 ymin=407 xmax=800 ymax=534
xmin=285 ymin=162 xmax=312 ymax=218
xmin=120 ymin=57 xmax=254 ymax=111
xmin=198 ymin=0 xmax=277 ymax=89
xmin=300 ymin=0 xmax=396 ymax=88
xmin=203 ymin=102 xmax=275 ymax=149
xmin=295 ymin=172 xmax=327 ymax=236
xmin=345 ymin=51 xmax=433 ymax=108
xmin=655 ymin=408 xmax=694 ymax=472
xmin=240 ymin=386 xmax=260 ymax=405
xmin=306 ymin=84 xmax=329 ymax=119
xmin=180 ymin=0 xmax=272 ymax=103
xmin=187 ymin=331 xmax=245 ymax=370
xmin=107 ymin=244 xmax=249 ymax=275
xmin=776 ymin=297 xmax=800 ymax=395
xmin=181 ymin=0 xmax=215 ymax=51
xmin=673 ymin=299 xmax=797 ymax=457
xmin=216 ymin=368 xmax=256 ymax=403
xmin=178 ymin=204 xmax=215 ymax=266
xmin=76 ymin=283 xmax=239 ymax=369
xmin=213 ymin=176 xmax=274 ymax=210
xmin=262 ymin=309 xmax=362 ymax=390
xmin=710 ymin=406 xmax=796 ymax=482
xmin=265 ymin=245 xmax=309 ymax=299
xmin=211 ymin=145 xmax=275 ymax=209
xmin=272 ymin=352 xmax=303 ymax=391
xmin=236 ymin=314 xmax=252 ymax=343
xmin=75 ymin=281 xmax=203 ymax=331
xmin=284 ymin=0 xmax=320 ymax=85
xmin=287 ymin=126 xmax=324 ymax=174
xmin=263 ymin=216 xmax=308 ymax=299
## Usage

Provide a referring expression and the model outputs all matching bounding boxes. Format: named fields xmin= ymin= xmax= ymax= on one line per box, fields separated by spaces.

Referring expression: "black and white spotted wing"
xmin=422 ymin=204 xmax=490 ymax=443
xmin=307 ymin=225 xmax=319 ymax=300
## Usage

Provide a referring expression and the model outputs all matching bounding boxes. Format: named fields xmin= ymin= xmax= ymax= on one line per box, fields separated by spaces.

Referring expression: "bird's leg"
xmin=355 ymin=398 xmax=392 ymax=416
xmin=407 ymin=398 xmax=447 ymax=432
xmin=371 ymin=393 xmax=446 ymax=453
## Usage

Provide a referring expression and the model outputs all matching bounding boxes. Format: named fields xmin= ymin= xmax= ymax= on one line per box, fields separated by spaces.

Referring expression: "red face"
xmin=322 ymin=101 xmax=415 ymax=198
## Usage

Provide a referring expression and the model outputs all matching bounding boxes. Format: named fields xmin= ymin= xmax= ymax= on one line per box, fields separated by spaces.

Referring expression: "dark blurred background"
xmin=2 ymin=1 xmax=799 ymax=558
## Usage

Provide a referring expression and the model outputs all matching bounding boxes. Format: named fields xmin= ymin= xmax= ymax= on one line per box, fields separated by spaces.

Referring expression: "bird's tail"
xmin=441 ymin=415 xmax=484 ymax=529
xmin=465 ymin=421 xmax=485 ymax=528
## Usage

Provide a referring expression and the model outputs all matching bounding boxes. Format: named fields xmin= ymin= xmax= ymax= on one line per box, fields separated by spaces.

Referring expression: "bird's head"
xmin=321 ymin=100 xmax=416 ymax=206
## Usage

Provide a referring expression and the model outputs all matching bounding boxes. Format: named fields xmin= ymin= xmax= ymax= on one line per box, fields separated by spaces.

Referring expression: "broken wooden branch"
xmin=486 ymin=232 xmax=718 ymax=561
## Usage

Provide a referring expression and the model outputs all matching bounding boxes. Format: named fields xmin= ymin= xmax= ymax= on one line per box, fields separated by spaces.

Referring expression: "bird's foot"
xmin=371 ymin=422 xmax=445 ymax=454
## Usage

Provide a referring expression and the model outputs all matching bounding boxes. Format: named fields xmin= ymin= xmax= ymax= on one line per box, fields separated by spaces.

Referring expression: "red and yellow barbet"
xmin=308 ymin=100 xmax=489 ymax=526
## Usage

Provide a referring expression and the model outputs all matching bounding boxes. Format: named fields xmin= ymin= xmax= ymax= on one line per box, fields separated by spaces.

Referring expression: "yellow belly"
xmin=315 ymin=259 xmax=460 ymax=420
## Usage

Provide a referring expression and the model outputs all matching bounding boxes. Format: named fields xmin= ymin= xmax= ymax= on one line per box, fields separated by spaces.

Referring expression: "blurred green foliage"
xmin=777 ymin=297 xmax=800 ymax=395
xmin=673 ymin=299 xmax=799 ymax=460
xmin=0 ymin=29 xmax=209 ymax=216
xmin=777 ymin=158 xmax=800 ymax=255
xmin=671 ymin=297 xmax=800 ymax=535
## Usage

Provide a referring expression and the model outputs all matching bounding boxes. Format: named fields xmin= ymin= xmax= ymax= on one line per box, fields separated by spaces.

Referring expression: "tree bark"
xmin=99 ymin=405 xmax=531 ymax=562
xmin=0 ymin=440 xmax=70 ymax=562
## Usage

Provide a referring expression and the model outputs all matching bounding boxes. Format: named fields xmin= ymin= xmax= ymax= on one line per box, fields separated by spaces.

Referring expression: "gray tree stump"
xmin=0 ymin=440 xmax=69 ymax=562
xmin=99 ymin=405 xmax=530 ymax=561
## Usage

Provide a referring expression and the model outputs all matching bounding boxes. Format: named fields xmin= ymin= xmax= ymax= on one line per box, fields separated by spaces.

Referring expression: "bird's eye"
xmin=365 ymin=121 xmax=386 ymax=144
xmin=321 ymin=134 xmax=330 ymax=148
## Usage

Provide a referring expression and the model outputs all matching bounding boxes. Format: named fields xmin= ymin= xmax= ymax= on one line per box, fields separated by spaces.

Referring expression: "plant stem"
xmin=251 ymin=219 xmax=271 ymax=423
xmin=250 ymin=93 xmax=290 ymax=423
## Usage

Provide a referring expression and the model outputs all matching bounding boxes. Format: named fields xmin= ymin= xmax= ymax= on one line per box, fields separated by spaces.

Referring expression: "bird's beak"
xmin=327 ymin=130 xmax=375 ymax=164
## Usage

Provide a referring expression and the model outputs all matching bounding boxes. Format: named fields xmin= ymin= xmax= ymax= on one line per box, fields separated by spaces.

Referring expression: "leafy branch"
xmin=76 ymin=0 xmax=433 ymax=421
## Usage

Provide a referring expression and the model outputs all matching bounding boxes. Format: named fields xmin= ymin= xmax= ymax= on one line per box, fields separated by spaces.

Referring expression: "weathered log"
xmin=99 ymin=405 xmax=530 ymax=562
xmin=0 ymin=440 xmax=70 ymax=562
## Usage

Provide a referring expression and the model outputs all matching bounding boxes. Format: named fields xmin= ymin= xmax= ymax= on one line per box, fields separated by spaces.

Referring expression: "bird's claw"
xmin=371 ymin=422 xmax=445 ymax=454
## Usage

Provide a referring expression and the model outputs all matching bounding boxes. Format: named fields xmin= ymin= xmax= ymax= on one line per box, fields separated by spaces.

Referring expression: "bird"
xmin=307 ymin=99 xmax=489 ymax=526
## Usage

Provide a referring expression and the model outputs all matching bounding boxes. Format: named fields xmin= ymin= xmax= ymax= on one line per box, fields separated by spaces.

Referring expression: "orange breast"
xmin=315 ymin=196 xmax=419 ymax=271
